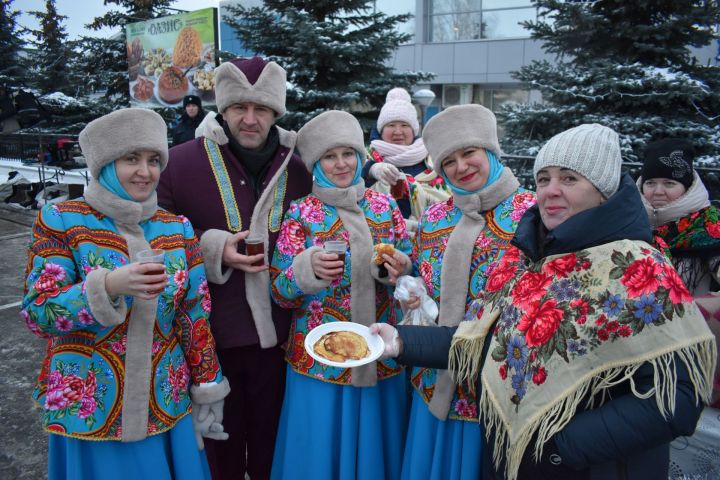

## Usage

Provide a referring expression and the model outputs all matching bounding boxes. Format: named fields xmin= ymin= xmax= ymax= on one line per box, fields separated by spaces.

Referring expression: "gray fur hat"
xmin=214 ymin=58 xmax=287 ymax=117
xmin=533 ymin=123 xmax=621 ymax=198
xmin=79 ymin=108 xmax=168 ymax=179
xmin=296 ymin=110 xmax=366 ymax=173
xmin=422 ymin=104 xmax=501 ymax=173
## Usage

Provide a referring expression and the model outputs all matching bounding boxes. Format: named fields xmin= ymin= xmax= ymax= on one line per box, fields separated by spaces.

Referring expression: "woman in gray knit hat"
xmin=21 ymin=108 xmax=229 ymax=479
xmin=268 ymin=110 xmax=413 ymax=480
xmin=373 ymin=123 xmax=715 ymax=480
xmin=378 ymin=104 xmax=534 ymax=480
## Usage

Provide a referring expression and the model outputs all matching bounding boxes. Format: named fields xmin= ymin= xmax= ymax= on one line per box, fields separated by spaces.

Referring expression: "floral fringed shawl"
xmin=449 ymin=239 xmax=717 ymax=480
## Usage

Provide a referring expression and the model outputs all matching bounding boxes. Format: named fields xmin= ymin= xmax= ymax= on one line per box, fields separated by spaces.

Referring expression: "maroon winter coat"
xmin=158 ymin=129 xmax=312 ymax=349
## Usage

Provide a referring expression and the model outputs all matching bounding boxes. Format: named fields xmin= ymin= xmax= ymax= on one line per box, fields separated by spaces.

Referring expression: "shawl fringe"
xmin=473 ymin=338 xmax=716 ymax=480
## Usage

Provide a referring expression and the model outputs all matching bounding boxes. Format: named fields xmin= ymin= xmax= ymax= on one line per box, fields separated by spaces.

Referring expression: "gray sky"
xmin=15 ymin=0 xmax=220 ymax=41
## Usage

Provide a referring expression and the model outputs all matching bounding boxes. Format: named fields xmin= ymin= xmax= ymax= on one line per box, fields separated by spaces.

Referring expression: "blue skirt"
xmin=48 ymin=414 xmax=211 ymax=480
xmin=401 ymin=390 xmax=482 ymax=480
xmin=271 ymin=366 xmax=409 ymax=480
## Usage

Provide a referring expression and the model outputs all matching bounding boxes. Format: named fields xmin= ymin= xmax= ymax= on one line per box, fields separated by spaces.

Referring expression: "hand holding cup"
xmin=311 ymin=240 xmax=347 ymax=281
xmin=105 ymin=249 xmax=169 ymax=300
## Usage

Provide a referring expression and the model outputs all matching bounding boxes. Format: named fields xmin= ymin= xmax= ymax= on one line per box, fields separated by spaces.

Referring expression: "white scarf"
xmin=370 ymin=138 xmax=428 ymax=167
xmin=637 ymin=171 xmax=710 ymax=228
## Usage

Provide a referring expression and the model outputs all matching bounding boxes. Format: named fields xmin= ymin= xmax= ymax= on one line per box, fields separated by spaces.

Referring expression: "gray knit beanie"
xmin=422 ymin=104 xmax=501 ymax=173
xmin=79 ymin=108 xmax=168 ymax=179
xmin=296 ymin=110 xmax=366 ymax=173
xmin=214 ymin=57 xmax=287 ymax=117
xmin=533 ymin=123 xmax=621 ymax=198
xmin=377 ymin=87 xmax=420 ymax=135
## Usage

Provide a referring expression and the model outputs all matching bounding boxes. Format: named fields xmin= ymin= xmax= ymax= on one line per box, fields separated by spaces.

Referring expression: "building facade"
xmin=218 ymin=0 xmax=717 ymax=120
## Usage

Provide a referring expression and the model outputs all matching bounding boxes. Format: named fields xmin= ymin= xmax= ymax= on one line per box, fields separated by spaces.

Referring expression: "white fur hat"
xmin=296 ymin=111 xmax=366 ymax=173
xmin=79 ymin=108 xmax=168 ymax=179
xmin=422 ymin=104 xmax=501 ymax=173
xmin=214 ymin=57 xmax=287 ymax=117
xmin=376 ymin=87 xmax=419 ymax=136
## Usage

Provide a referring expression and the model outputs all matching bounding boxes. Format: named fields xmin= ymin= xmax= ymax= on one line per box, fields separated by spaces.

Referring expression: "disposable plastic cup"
xmin=324 ymin=240 xmax=348 ymax=263
xmin=245 ymin=236 xmax=265 ymax=267
xmin=135 ymin=249 xmax=165 ymax=266
xmin=135 ymin=249 xmax=165 ymax=293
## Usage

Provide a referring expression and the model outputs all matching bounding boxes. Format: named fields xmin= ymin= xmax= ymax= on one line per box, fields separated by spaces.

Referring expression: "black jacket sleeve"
xmin=397 ymin=325 xmax=457 ymax=369
xmin=553 ymin=353 xmax=704 ymax=469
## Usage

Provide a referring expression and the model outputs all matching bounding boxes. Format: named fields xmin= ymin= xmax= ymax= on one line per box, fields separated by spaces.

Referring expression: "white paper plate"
xmin=304 ymin=322 xmax=384 ymax=368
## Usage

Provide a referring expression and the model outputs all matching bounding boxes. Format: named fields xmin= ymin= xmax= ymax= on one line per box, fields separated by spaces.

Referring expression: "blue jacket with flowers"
xmin=21 ymin=200 xmax=222 ymax=440
xmin=270 ymin=189 xmax=412 ymax=384
xmin=411 ymin=189 xmax=535 ymax=421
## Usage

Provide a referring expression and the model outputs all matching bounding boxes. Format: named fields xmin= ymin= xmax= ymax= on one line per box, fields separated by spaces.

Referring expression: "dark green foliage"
xmin=28 ymin=0 xmax=72 ymax=95
xmin=499 ymin=0 xmax=720 ymax=162
xmin=0 ymin=0 xmax=25 ymax=88
xmin=224 ymin=0 xmax=433 ymax=131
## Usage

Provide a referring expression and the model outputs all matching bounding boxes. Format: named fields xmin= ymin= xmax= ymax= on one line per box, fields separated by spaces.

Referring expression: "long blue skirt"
xmin=48 ymin=414 xmax=211 ymax=480
xmin=401 ymin=390 xmax=482 ymax=480
xmin=271 ymin=366 xmax=409 ymax=480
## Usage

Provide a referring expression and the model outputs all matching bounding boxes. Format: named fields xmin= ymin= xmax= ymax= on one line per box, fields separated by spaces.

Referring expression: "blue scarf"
xmin=312 ymin=153 xmax=363 ymax=188
xmin=99 ymin=162 xmax=133 ymax=201
xmin=443 ymin=150 xmax=503 ymax=196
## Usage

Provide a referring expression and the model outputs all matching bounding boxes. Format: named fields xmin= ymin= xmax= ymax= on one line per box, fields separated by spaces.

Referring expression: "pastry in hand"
xmin=373 ymin=244 xmax=396 ymax=278
xmin=373 ymin=243 xmax=396 ymax=265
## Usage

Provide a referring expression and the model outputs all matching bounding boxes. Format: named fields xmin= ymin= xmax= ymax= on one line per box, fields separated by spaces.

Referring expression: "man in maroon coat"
xmin=158 ymin=57 xmax=312 ymax=479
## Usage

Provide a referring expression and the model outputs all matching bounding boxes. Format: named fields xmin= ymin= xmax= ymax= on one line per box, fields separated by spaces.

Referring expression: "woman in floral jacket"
xmin=374 ymin=124 xmax=716 ymax=480
xmin=21 ymin=109 xmax=229 ymax=479
xmin=395 ymin=104 xmax=534 ymax=480
xmin=637 ymin=138 xmax=720 ymax=478
xmin=269 ymin=111 xmax=412 ymax=480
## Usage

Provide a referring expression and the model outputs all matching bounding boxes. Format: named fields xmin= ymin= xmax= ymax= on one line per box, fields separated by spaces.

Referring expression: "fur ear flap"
xmin=196 ymin=112 xmax=228 ymax=145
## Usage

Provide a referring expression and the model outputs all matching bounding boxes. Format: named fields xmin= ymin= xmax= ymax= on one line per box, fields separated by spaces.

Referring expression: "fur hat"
xmin=79 ymin=108 xmax=168 ymax=179
xmin=533 ymin=123 xmax=621 ymax=198
xmin=183 ymin=94 xmax=202 ymax=108
xmin=214 ymin=57 xmax=287 ymax=117
xmin=296 ymin=110 xmax=366 ymax=173
xmin=376 ymin=87 xmax=419 ymax=135
xmin=423 ymin=104 xmax=501 ymax=173
xmin=641 ymin=138 xmax=695 ymax=189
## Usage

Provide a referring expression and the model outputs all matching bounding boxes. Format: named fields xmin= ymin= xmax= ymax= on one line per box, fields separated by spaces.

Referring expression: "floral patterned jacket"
xmin=21 ymin=201 xmax=222 ymax=440
xmin=411 ymin=189 xmax=536 ymax=421
xmin=270 ymin=189 xmax=412 ymax=384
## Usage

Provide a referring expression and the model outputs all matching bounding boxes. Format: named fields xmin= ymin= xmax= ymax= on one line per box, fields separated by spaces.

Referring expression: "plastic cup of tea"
xmin=135 ymin=249 xmax=165 ymax=266
xmin=324 ymin=240 xmax=348 ymax=263
xmin=135 ymin=249 xmax=166 ymax=294
xmin=391 ymin=176 xmax=405 ymax=199
xmin=245 ymin=235 xmax=265 ymax=267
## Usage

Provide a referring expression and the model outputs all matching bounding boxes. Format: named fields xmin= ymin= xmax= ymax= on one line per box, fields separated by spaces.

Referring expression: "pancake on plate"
xmin=313 ymin=331 xmax=370 ymax=363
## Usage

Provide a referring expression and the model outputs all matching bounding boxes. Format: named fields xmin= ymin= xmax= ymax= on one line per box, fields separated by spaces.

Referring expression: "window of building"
xmin=428 ymin=0 xmax=535 ymax=42
xmin=473 ymin=86 xmax=529 ymax=111
xmin=374 ymin=0 xmax=416 ymax=42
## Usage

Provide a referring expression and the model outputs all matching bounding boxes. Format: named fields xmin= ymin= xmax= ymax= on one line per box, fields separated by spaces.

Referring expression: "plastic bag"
xmin=394 ymin=275 xmax=438 ymax=326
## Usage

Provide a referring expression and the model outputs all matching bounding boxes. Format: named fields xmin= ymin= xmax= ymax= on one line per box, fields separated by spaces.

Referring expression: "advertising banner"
xmin=126 ymin=8 xmax=218 ymax=108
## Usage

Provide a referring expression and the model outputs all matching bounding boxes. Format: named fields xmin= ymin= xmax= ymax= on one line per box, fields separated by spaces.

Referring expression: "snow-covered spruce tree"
xmin=499 ymin=0 xmax=720 ymax=163
xmin=0 ymin=0 xmax=25 ymax=89
xmin=27 ymin=0 xmax=73 ymax=95
xmin=223 ymin=0 xmax=433 ymax=131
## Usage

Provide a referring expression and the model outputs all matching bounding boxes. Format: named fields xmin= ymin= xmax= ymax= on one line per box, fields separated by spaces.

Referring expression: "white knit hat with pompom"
xmin=376 ymin=87 xmax=419 ymax=136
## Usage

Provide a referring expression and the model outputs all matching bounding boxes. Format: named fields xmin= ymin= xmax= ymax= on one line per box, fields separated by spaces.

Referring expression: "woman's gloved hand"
xmin=190 ymin=378 xmax=230 ymax=450
xmin=191 ymin=398 xmax=228 ymax=450
xmin=369 ymin=323 xmax=402 ymax=359
xmin=369 ymin=162 xmax=402 ymax=185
